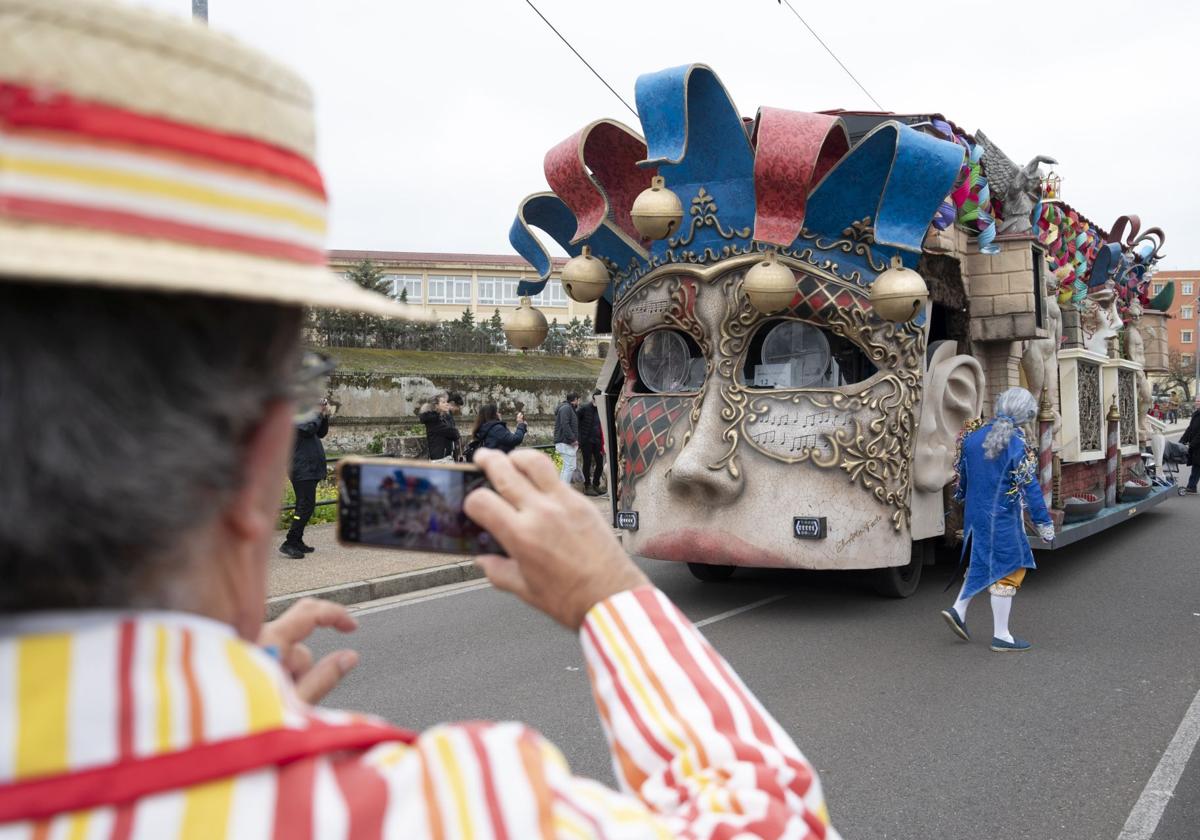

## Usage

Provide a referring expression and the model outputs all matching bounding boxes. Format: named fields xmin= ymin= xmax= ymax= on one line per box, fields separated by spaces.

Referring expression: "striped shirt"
xmin=0 ymin=587 xmax=837 ymax=839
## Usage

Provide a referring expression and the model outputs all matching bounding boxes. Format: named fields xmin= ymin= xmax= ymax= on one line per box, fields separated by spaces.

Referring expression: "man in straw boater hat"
xmin=0 ymin=1 xmax=839 ymax=837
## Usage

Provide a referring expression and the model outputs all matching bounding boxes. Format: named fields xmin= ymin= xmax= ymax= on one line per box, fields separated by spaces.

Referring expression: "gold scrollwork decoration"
xmin=712 ymin=267 xmax=924 ymax=529
xmin=799 ymin=216 xmax=888 ymax=273
xmin=669 ymin=187 xmax=752 ymax=249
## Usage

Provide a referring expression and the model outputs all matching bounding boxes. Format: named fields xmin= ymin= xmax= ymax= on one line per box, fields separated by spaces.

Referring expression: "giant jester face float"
xmin=511 ymin=65 xmax=984 ymax=570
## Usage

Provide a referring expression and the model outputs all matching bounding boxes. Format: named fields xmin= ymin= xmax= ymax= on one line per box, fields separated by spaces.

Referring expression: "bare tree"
xmin=1160 ymin=350 xmax=1194 ymax=402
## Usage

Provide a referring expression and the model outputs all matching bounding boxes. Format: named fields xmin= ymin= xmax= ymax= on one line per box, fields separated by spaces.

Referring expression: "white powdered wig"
xmin=983 ymin=387 xmax=1038 ymax=460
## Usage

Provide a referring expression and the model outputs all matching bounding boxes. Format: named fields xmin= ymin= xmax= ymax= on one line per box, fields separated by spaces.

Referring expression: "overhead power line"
xmin=777 ymin=0 xmax=884 ymax=111
xmin=521 ymin=0 xmax=639 ymax=119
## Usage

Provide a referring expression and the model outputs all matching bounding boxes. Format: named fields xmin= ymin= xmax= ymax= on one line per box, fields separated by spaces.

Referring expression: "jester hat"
xmin=508 ymin=64 xmax=965 ymax=327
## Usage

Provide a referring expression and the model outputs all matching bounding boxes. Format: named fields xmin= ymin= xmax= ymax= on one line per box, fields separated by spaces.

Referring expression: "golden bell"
xmin=743 ymin=249 xmax=796 ymax=313
xmin=504 ymin=296 xmax=549 ymax=349
xmin=870 ymin=255 xmax=929 ymax=322
xmin=562 ymin=245 xmax=609 ymax=303
xmin=630 ymin=175 xmax=683 ymax=240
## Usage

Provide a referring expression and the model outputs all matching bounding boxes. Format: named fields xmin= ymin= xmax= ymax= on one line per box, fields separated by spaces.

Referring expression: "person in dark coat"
xmin=419 ymin=393 xmax=461 ymax=462
xmin=1180 ymin=398 xmax=1200 ymax=493
xmin=280 ymin=399 xmax=330 ymax=558
xmin=576 ymin=389 xmax=605 ymax=496
xmin=554 ymin=392 xmax=581 ymax=484
xmin=471 ymin=404 xmax=527 ymax=454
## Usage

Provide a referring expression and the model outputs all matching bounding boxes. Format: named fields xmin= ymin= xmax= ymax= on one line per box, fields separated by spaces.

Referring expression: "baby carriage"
xmin=1150 ymin=434 xmax=1189 ymax=494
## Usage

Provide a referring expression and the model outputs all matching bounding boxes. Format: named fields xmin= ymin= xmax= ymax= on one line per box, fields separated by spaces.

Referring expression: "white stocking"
xmin=951 ymin=582 xmax=972 ymax=621
xmin=991 ymin=593 xmax=1014 ymax=643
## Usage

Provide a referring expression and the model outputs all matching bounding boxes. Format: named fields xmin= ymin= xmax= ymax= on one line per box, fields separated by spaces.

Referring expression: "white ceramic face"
xmin=612 ymin=264 xmax=924 ymax=570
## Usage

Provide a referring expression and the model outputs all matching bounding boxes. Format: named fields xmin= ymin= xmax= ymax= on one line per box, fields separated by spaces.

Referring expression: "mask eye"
xmin=636 ymin=329 xmax=706 ymax=394
xmin=740 ymin=320 xmax=876 ymax=389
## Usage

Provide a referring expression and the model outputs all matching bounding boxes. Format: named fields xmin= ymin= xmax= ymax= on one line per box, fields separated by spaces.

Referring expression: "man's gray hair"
xmin=0 ymin=283 xmax=302 ymax=612
xmin=983 ymin=387 xmax=1038 ymax=460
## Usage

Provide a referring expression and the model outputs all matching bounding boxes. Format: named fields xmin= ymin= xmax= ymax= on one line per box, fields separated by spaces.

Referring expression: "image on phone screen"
xmin=342 ymin=461 xmax=502 ymax=556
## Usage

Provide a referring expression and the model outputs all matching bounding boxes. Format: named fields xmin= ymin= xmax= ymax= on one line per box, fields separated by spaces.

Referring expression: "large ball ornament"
xmin=561 ymin=245 xmax=609 ymax=303
xmin=743 ymin=249 xmax=797 ymax=313
xmin=630 ymin=175 xmax=683 ymax=240
xmin=504 ymin=296 xmax=549 ymax=349
xmin=870 ymin=256 xmax=929 ymax=322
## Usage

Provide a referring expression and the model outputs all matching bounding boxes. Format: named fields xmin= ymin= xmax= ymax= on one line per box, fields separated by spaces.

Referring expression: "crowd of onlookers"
xmin=418 ymin=389 xmax=606 ymax=494
xmin=1148 ymin=399 xmax=1182 ymax=423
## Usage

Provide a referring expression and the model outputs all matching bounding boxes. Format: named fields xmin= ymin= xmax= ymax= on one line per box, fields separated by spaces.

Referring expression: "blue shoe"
xmin=940 ymin=608 xmax=970 ymax=642
xmin=990 ymin=636 xmax=1032 ymax=652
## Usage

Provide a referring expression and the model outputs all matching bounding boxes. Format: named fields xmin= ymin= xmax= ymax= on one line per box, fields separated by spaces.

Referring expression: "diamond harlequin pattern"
xmin=787 ymin=274 xmax=861 ymax=319
xmin=619 ymin=396 xmax=690 ymax=482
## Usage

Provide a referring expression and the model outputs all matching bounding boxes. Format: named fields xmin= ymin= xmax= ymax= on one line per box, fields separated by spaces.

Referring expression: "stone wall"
xmin=963 ymin=235 xmax=1046 ymax=344
xmin=325 ymin=371 xmax=598 ymax=452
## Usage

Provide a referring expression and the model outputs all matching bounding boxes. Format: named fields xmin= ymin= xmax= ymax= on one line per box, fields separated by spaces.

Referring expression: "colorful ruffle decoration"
xmin=1036 ymin=203 xmax=1102 ymax=304
xmin=928 ymin=120 xmax=999 ymax=254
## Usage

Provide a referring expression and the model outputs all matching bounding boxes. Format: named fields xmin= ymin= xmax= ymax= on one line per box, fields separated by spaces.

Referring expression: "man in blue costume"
xmin=941 ymin=388 xmax=1056 ymax=652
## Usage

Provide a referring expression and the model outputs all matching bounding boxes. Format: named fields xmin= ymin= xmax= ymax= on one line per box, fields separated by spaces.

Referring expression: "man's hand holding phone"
xmin=465 ymin=449 xmax=647 ymax=630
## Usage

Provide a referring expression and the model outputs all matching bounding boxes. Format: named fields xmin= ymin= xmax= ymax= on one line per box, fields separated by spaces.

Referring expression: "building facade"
xmin=328 ymin=250 xmax=601 ymax=328
xmin=1150 ymin=270 xmax=1199 ymax=367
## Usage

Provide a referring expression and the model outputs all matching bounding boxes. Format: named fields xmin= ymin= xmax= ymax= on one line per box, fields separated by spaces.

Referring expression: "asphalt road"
xmin=309 ymin=495 xmax=1200 ymax=840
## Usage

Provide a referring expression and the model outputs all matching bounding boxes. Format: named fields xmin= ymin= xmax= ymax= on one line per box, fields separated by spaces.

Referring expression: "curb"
xmin=265 ymin=560 xmax=485 ymax=620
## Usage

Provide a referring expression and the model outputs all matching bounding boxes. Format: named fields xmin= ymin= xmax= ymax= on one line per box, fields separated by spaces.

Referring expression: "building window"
xmin=1183 ymin=330 xmax=1194 ymax=345
xmin=477 ymin=275 xmax=521 ymax=307
xmin=532 ymin=278 xmax=568 ymax=308
xmin=427 ymin=274 xmax=472 ymax=305
xmin=1183 ymin=306 xmax=1194 ymax=320
xmin=385 ymin=274 xmax=422 ymax=303
xmin=1184 ymin=354 xmax=1194 ymax=366
xmin=1184 ymin=282 xmax=1195 ymax=297
xmin=1152 ymin=283 xmax=1164 ymax=296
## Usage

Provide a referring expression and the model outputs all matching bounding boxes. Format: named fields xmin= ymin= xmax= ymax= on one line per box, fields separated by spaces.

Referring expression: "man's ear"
xmin=209 ymin=399 xmax=296 ymax=640
xmin=914 ymin=341 xmax=984 ymax=492
xmin=225 ymin=400 xmax=296 ymax=541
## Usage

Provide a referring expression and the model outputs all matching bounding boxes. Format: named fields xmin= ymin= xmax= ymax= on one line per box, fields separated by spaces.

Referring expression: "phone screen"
xmin=338 ymin=460 xmax=503 ymax=556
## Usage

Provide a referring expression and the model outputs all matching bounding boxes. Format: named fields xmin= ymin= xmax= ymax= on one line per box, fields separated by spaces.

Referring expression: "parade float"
xmin=505 ymin=64 xmax=1175 ymax=595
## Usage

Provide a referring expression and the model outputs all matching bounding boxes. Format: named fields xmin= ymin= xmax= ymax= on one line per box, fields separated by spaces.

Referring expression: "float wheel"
xmin=687 ymin=563 xmax=736 ymax=582
xmin=871 ymin=539 xmax=930 ymax=598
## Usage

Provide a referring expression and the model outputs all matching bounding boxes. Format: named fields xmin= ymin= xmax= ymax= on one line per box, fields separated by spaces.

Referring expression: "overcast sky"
xmin=139 ymin=0 xmax=1200 ymax=269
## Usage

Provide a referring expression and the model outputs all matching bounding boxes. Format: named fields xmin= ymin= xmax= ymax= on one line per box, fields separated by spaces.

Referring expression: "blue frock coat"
xmin=954 ymin=422 xmax=1053 ymax=598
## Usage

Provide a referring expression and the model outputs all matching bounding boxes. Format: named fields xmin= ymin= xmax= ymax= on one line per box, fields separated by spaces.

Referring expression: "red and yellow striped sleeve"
xmin=387 ymin=586 xmax=838 ymax=839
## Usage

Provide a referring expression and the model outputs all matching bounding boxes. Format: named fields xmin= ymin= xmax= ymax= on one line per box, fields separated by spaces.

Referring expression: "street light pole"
xmin=1193 ymin=285 xmax=1199 ymax=402
xmin=192 ymin=0 xmax=207 ymax=22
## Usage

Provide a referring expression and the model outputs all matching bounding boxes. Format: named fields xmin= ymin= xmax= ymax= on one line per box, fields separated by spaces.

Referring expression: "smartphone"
xmin=336 ymin=457 xmax=504 ymax=556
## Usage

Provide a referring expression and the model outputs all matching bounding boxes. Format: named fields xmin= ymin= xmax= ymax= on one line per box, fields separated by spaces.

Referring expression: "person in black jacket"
xmin=1180 ymin=398 xmax=1200 ymax=493
xmin=280 ymin=399 xmax=330 ymax=558
xmin=577 ymin=390 xmax=605 ymax=496
xmin=554 ymin=392 xmax=581 ymax=484
xmin=471 ymin=404 xmax=527 ymax=454
xmin=419 ymin=393 xmax=461 ymax=462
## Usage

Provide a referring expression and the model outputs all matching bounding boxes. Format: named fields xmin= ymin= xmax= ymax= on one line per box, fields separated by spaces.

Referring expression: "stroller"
xmin=1150 ymin=434 xmax=1189 ymax=494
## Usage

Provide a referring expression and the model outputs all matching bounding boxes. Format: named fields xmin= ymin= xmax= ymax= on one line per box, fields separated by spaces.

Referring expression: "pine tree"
xmin=487 ymin=309 xmax=506 ymax=352
xmin=343 ymin=260 xmax=389 ymax=346
xmin=543 ymin=318 xmax=567 ymax=355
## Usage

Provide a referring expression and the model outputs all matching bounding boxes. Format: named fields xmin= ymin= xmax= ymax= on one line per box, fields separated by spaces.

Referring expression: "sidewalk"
xmin=267 ymin=489 xmax=614 ymax=618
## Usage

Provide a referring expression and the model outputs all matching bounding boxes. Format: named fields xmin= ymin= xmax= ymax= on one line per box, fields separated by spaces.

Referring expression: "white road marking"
xmin=1117 ymin=684 xmax=1200 ymax=840
xmin=694 ymin=593 xmax=792 ymax=628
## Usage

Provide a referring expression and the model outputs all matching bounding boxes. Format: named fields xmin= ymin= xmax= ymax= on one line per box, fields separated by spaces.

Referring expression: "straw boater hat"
xmin=0 ymin=0 xmax=422 ymax=318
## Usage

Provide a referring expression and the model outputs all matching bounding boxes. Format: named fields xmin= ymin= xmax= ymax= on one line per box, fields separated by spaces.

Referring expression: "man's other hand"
xmin=466 ymin=449 xmax=648 ymax=630
xmin=258 ymin=598 xmax=360 ymax=704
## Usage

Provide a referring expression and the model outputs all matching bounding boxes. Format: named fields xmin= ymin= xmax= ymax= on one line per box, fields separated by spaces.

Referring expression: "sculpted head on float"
xmin=510 ymin=65 xmax=986 ymax=570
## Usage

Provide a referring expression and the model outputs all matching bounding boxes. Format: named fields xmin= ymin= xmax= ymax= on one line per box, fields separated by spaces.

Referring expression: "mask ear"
xmin=914 ymin=340 xmax=984 ymax=492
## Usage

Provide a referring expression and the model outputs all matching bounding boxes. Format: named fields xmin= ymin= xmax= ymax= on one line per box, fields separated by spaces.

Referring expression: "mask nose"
xmin=668 ymin=384 xmax=745 ymax=504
